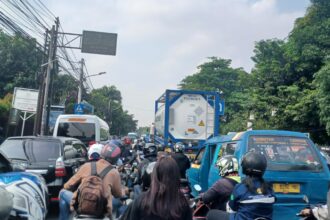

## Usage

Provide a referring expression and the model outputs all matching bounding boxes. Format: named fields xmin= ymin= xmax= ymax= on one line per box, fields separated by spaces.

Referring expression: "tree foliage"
xmin=87 ymin=86 xmax=137 ymax=135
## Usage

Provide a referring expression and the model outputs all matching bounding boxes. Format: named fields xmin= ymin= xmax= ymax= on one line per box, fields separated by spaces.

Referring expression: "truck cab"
xmin=187 ymin=130 xmax=330 ymax=220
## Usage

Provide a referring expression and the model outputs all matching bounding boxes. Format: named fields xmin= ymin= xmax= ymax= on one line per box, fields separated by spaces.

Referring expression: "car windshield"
xmin=58 ymin=122 xmax=95 ymax=142
xmin=248 ymin=135 xmax=323 ymax=172
xmin=0 ymin=139 xmax=61 ymax=163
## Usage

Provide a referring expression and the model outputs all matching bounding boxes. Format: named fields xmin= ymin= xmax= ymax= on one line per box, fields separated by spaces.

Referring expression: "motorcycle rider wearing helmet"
xmin=207 ymin=151 xmax=276 ymax=220
xmin=143 ymin=143 xmax=158 ymax=162
xmin=59 ymin=143 xmax=125 ymax=220
xmin=201 ymin=155 xmax=240 ymax=211
xmin=171 ymin=142 xmax=191 ymax=178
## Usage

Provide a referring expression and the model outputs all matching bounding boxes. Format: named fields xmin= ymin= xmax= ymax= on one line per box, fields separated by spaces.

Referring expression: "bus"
xmin=53 ymin=114 xmax=109 ymax=147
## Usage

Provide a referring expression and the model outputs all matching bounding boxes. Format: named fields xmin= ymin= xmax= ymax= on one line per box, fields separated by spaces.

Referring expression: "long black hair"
xmin=242 ymin=175 xmax=270 ymax=194
xmin=140 ymin=156 xmax=188 ymax=219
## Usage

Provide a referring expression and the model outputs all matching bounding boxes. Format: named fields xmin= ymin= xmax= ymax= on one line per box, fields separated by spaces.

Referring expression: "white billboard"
xmin=12 ymin=87 xmax=39 ymax=112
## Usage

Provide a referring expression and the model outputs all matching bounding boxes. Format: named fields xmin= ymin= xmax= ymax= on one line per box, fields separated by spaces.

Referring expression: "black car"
xmin=0 ymin=136 xmax=88 ymax=201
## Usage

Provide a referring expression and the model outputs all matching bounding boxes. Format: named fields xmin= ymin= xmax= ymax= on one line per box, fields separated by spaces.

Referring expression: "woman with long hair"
xmin=125 ymin=156 xmax=192 ymax=220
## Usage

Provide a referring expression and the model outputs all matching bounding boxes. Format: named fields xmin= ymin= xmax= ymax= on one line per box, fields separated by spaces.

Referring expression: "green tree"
xmin=0 ymin=31 xmax=42 ymax=97
xmin=87 ymin=86 xmax=137 ymax=136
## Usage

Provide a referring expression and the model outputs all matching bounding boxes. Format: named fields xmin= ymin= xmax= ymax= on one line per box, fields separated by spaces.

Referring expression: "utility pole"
xmin=40 ymin=17 xmax=59 ymax=135
xmin=33 ymin=30 xmax=49 ymax=135
xmin=45 ymin=18 xmax=59 ymax=135
xmin=78 ymin=58 xmax=84 ymax=103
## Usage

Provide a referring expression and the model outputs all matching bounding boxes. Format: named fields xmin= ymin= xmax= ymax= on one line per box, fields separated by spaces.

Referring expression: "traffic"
xmin=0 ymin=0 xmax=329 ymax=220
xmin=1 ymin=103 xmax=330 ymax=219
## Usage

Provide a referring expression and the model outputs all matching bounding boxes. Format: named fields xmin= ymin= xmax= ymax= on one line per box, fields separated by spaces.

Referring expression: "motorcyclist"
xmin=59 ymin=143 xmax=125 ymax=220
xmin=207 ymin=151 xmax=276 ymax=220
xmin=143 ymin=143 xmax=158 ymax=162
xmin=201 ymin=155 xmax=240 ymax=210
xmin=171 ymin=142 xmax=191 ymax=178
xmin=87 ymin=143 xmax=104 ymax=161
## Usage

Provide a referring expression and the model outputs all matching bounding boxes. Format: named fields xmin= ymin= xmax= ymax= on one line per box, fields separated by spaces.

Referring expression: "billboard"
xmin=12 ymin=88 xmax=39 ymax=112
xmin=81 ymin=31 xmax=117 ymax=55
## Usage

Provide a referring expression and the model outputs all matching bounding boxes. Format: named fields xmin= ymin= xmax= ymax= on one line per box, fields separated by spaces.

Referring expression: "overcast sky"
xmin=45 ymin=0 xmax=310 ymax=127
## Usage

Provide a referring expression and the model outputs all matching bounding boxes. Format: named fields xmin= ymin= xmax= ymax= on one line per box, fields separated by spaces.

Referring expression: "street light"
xmin=78 ymin=71 xmax=107 ymax=103
xmin=84 ymin=71 xmax=106 ymax=80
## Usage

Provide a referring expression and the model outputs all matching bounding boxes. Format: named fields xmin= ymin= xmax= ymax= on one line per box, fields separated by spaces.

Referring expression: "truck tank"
xmin=155 ymin=93 xmax=215 ymax=140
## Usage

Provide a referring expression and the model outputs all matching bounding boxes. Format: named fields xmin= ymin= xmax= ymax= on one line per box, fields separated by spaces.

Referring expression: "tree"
xmin=87 ymin=86 xmax=137 ymax=136
xmin=0 ymin=31 xmax=42 ymax=97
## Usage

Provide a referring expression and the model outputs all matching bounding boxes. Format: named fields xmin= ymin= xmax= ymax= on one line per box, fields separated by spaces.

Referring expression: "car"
xmin=188 ymin=130 xmax=330 ymax=220
xmin=0 ymin=136 xmax=88 ymax=202
xmin=0 ymin=151 xmax=48 ymax=219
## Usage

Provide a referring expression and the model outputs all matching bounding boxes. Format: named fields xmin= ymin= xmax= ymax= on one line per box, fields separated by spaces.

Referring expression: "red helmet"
xmin=101 ymin=143 xmax=121 ymax=164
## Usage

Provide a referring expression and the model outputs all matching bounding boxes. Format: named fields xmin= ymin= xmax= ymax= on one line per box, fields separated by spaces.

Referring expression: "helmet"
xmin=101 ymin=143 xmax=121 ymax=164
xmin=143 ymin=143 xmax=157 ymax=155
xmin=141 ymin=162 xmax=156 ymax=189
xmin=88 ymin=144 xmax=104 ymax=160
xmin=216 ymin=155 xmax=239 ymax=177
xmin=174 ymin=142 xmax=184 ymax=153
xmin=241 ymin=151 xmax=267 ymax=177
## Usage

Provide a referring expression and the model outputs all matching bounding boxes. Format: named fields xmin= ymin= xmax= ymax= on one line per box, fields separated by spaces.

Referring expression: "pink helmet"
xmin=101 ymin=143 xmax=121 ymax=164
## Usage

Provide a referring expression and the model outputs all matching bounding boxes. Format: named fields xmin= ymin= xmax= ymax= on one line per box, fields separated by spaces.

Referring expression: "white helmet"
xmin=88 ymin=144 xmax=104 ymax=160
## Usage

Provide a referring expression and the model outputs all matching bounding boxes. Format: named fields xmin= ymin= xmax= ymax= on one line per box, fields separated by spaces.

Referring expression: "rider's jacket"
xmin=64 ymin=159 xmax=124 ymax=217
xmin=229 ymin=178 xmax=276 ymax=220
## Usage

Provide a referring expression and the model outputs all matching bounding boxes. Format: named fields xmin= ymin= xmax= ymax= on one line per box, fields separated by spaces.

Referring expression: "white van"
xmin=53 ymin=114 xmax=110 ymax=147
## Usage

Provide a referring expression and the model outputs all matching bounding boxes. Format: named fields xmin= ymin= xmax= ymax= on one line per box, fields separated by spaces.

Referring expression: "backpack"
xmin=75 ymin=162 xmax=113 ymax=217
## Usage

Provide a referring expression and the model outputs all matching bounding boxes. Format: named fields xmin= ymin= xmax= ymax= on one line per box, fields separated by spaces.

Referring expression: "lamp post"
xmin=78 ymin=59 xmax=106 ymax=103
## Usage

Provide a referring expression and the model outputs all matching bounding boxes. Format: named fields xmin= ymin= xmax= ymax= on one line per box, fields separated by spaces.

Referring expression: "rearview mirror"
xmin=194 ymin=184 xmax=202 ymax=192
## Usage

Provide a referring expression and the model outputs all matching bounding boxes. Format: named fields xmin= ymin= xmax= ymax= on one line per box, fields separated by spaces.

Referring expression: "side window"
xmin=64 ymin=144 xmax=75 ymax=160
xmin=72 ymin=143 xmax=87 ymax=158
xmin=100 ymin=128 xmax=109 ymax=141
xmin=217 ymin=142 xmax=237 ymax=161
xmin=195 ymin=147 xmax=206 ymax=164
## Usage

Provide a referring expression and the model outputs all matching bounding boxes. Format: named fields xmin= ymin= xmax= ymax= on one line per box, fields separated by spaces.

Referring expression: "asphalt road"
xmin=46 ymin=203 xmax=59 ymax=220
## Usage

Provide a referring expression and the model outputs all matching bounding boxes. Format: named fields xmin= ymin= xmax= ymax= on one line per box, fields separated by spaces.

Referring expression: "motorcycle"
xmin=189 ymin=184 xmax=210 ymax=220
xmin=0 ymin=172 xmax=48 ymax=220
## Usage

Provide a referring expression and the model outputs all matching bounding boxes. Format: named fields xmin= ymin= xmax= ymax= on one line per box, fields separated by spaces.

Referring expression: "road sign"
xmin=74 ymin=103 xmax=84 ymax=114
xmin=81 ymin=31 xmax=117 ymax=55
xmin=219 ymin=100 xmax=225 ymax=116
xmin=12 ymin=87 xmax=39 ymax=112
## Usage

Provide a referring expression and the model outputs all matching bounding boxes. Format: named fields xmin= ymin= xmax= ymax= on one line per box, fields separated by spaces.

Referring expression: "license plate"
xmin=273 ymin=183 xmax=300 ymax=193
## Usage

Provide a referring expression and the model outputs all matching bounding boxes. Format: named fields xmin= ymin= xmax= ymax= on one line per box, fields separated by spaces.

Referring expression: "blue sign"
xmin=219 ymin=100 xmax=225 ymax=116
xmin=74 ymin=103 xmax=85 ymax=114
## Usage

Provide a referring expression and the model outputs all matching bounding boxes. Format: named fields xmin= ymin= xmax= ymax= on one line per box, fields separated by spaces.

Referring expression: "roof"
xmin=205 ymin=130 xmax=309 ymax=144
xmin=5 ymin=136 xmax=82 ymax=144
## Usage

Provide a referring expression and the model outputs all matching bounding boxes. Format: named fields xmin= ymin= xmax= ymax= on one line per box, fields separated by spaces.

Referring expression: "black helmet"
xmin=143 ymin=143 xmax=157 ymax=155
xmin=241 ymin=151 xmax=267 ymax=177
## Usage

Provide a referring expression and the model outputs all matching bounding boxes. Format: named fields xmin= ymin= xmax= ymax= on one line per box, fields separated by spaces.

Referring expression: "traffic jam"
xmin=0 ymin=90 xmax=329 ymax=220
xmin=0 ymin=0 xmax=329 ymax=220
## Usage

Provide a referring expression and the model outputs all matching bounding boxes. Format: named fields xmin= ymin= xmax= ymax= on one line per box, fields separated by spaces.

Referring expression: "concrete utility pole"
xmin=78 ymin=58 xmax=84 ymax=103
xmin=40 ymin=18 xmax=59 ymax=135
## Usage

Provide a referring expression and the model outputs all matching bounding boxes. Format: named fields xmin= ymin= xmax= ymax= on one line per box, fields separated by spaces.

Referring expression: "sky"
xmin=45 ymin=0 xmax=310 ymax=127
